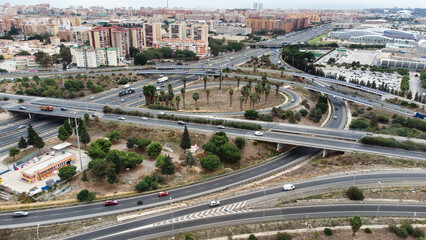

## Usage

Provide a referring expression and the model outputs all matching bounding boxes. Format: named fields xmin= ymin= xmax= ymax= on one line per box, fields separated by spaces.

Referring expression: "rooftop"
xmin=22 ymin=152 xmax=73 ymax=176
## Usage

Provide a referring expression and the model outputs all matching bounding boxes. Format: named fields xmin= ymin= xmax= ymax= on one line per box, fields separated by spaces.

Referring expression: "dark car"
xmin=60 ymin=107 xmax=68 ymax=111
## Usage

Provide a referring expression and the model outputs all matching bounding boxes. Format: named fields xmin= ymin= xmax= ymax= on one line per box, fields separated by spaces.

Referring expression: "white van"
xmin=283 ymin=184 xmax=295 ymax=191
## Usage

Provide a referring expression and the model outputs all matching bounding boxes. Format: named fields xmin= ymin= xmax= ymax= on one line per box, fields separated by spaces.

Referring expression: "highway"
xmin=62 ymin=172 xmax=426 ymax=240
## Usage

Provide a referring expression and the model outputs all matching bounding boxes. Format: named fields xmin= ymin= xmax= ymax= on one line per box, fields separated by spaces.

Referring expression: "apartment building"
xmin=169 ymin=22 xmax=186 ymax=40
xmin=15 ymin=55 xmax=38 ymax=70
xmin=216 ymin=25 xmax=252 ymax=35
xmin=153 ymin=39 xmax=209 ymax=58
xmin=143 ymin=22 xmax=161 ymax=48
xmin=191 ymin=23 xmax=208 ymax=42
xmin=70 ymin=45 xmax=119 ymax=68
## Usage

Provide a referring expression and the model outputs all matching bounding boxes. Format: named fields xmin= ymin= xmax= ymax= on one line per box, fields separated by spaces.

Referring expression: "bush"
xmin=248 ymin=234 xmax=258 ymax=240
xmin=18 ymin=98 xmax=24 ymax=103
xmin=324 ymin=228 xmax=333 ymax=236
xmin=401 ymin=222 xmax=413 ymax=235
xmin=349 ymin=119 xmax=369 ymax=129
xmin=396 ymin=227 xmax=408 ymax=238
xmin=135 ymin=180 xmax=150 ymax=192
xmin=148 ymin=104 xmax=175 ymax=110
xmin=364 ymin=228 xmax=372 ymax=234
xmin=200 ymin=154 xmax=221 ymax=169
xmin=367 ymin=106 xmax=373 ymax=110
xmin=378 ymin=115 xmax=389 ymax=123
xmin=412 ymin=228 xmax=425 ymax=238
xmin=299 ymin=109 xmax=308 ymax=117
xmin=346 ymin=186 xmax=365 ymax=200
xmin=360 ymin=136 xmax=426 ymax=152
xmin=389 ymin=224 xmax=399 ymax=233
xmin=244 ymin=109 xmax=259 ymax=119
xmin=76 ymin=189 xmax=96 ymax=202
xmin=277 ymin=232 xmax=292 ymax=240
xmin=234 ymin=137 xmax=246 ymax=149
xmin=259 ymin=113 xmax=273 ymax=122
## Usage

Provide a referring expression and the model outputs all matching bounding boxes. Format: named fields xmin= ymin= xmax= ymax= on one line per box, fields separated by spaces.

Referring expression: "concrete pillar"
xmin=322 ymin=149 xmax=328 ymax=157
xmin=277 ymin=143 xmax=285 ymax=151
xmin=28 ymin=113 xmax=32 ymax=119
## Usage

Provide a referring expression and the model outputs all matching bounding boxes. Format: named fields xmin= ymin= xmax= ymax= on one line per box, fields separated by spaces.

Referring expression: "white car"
xmin=283 ymin=184 xmax=295 ymax=191
xmin=118 ymin=117 xmax=126 ymax=120
xmin=90 ymin=96 xmax=95 ymax=100
xmin=19 ymin=106 xmax=26 ymax=110
xmin=208 ymin=200 xmax=220 ymax=207
xmin=254 ymin=131 xmax=263 ymax=136
xmin=18 ymin=125 xmax=26 ymax=129
xmin=333 ymin=116 xmax=337 ymax=119
xmin=217 ymin=125 xmax=225 ymax=129
xmin=141 ymin=117 xmax=148 ymax=120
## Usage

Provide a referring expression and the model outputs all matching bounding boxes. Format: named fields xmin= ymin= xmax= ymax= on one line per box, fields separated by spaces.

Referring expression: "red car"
xmin=158 ymin=191 xmax=169 ymax=197
xmin=105 ymin=200 xmax=118 ymax=206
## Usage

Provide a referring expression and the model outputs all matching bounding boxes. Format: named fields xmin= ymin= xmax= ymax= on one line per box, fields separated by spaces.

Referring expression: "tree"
xmin=84 ymin=113 xmax=90 ymax=122
xmin=58 ymin=166 xmax=77 ymax=181
xmin=206 ymin=89 xmax=210 ymax=104
xmin=26 ymin=124 xmax=38 ymax=146
xmin=239 ymin=95 xmax=245 ymax=111
xmin=181 ymin=88 xmax=186 ymax=108
xmin=34 ymin=51 xmax=52 ymax=67
xmin=91 ymin=159 xmax=107 ymax=181
xmin=135 ymin=180 xmax=150 ymax=192
xmin=126 ymin=136 xmax=139 ymax=149
xmin=277 ymin=232 xmax=292 ymax=240
xmin=185 ymin=152 xmax=195 ymax=167
xmin=129 ymin=46 xmax=140 ymax=58
xmin=221 ymin=143 xmax=241 ymax=163
xmin=18 ymin=137 xmax=28 ymax=149
xmin=136 ymin=139 xmax=151 ymax=151
xmin=33 ymin=135 xmax=45 ymax=151
xmin=175 ymin=96 xmax=181 ymax=110
xmin=248 ymin=234 xmax=258 ymax=240
xmin=183 ymin=77 xmax=187 ymax=89
xmin=147 ymin=142 xmax=162 ymax=158
xmin=63 ymin=120 xmax=73 ymax=136
xmin=9 ymin=147 xmax=20 ymax=160
xmin=229 ymin=89 xmax=234 ymax=107
xmin=105 ymin=150 xmax=126 ymax=173
xmin=161 ymin=155 xmax=175 ymax=175
xmin=81 ymin=170 xmax=88 ymax=181
xmin=77 ymin=119 xmax=90 ymax=145
xmin=180 ymin=126 xmax=191 ymax=150
xmin=155 ymin=155 xmax=165 ymax=168
xmin=370 ymin=113 xmax=379 ymax=128
xmin=76 ymin=189 xmax=96 ymax=202
xmin=236 ymin=76 xmax=241 ymax=90
xmin=58 ymin=126 xmax=70 ymax=141
xmin=234 ymin=137 xmax=246 ymax=149
xmin=200 ymin=155 xmax=221 ymax=169
xmin=106 ymin=166 xmax=118 ymax=184
xmin=134 ymin=52 xmax=147 ymax=65
xmin=106 ymin=131 xmax=121 ymax=142
xmin=203 ymin=76 xmax=208 ymax=91
xmin=192 ymin=92 xmax=200 ymax=104
xmin=124 ymin=152 xmax=143 ymax=168
xmin=349 ymin=215 xmax=362 ymax=236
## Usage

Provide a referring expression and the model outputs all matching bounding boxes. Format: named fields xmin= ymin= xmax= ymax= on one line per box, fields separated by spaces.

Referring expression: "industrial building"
xmin=21 ymin=152 xmax=76 ymax=182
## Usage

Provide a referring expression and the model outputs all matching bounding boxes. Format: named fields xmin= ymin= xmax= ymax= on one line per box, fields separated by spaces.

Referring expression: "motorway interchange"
xmin=0 ymin=25 xmax=425 ymax=239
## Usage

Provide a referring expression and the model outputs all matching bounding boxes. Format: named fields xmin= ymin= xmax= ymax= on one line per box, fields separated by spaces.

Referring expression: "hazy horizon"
xmin=2 ymin=0 xmax=425 ymax=10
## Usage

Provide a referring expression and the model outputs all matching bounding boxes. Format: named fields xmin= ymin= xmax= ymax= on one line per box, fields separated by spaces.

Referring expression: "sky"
xmin=2 ymin=0 xmax=425 ymax=9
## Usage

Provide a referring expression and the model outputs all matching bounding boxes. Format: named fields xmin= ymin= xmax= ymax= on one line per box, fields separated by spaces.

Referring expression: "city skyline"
xmin=3 ymin=0 xmax=426 ymax=10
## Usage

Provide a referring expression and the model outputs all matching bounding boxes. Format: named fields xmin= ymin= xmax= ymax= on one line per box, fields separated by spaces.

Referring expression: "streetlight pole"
xmin=375 ymin=181 xmax=383 ymax=218
xmin=37 ymin=224 xmax=40 ymax=240
xmin=262 ymin=187 xmax=266 ymax=222
xmin=74 ymin=118 xmax=83 ymax=172
xmin=353 ymin=163 xmax=357 ymax=185
xmin=170 ymin=197 xmax=173 ymax=231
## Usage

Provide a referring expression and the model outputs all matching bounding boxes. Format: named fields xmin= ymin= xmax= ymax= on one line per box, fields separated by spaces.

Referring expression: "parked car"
xmin=118 ymin=117 xmax=126 ymax=120
xmin=217 ymin=125 xmax=225 ymax=129
xmin=141 ymin=117 xmax=148 ymax=120
xmin=18 ymin=125 xmax=26 ymax=129
xmin=158 ymin=191 xmax=169 ymax=197
xmin=177 ymin=121 xmax=185 ymax=125
xmin=19 ymin=106 xmax=26 ymax=110
xmin=60 ymin=107 xmax=68 ymax=111
xmin=13 ymin=211 xmax=29 ymax=217
xmin=254 ymin=131 xmax=263 ymax=136
xmin=283 ymin=184 xmax=295 ymax=191
xmin=50 ymin=151 xmax=55 ymax=156
xmin=208 ymin=200 xmax=221 ymax=207
xmin=105 ymin=200 xmax=118 ymax=206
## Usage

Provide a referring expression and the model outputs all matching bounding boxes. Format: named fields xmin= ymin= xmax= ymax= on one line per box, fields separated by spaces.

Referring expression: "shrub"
xmin=18 ymin=98 xmax=24 ymax=103
xmin=396 ymin=227 xmax=408 ymax=238
xmin=76 ymin=189 xmax=96 ymax=202
xmin=389 ymin=224 xmax=399 ymax=233
xmin=299 ymin=109 xmax=308 ymax=117
xmin=248 ymin=234 xmax=258 ymax=240
xmin=234 ymin=137 xmax=246 ymax=149
xmin=259 ymin=113 xmax=273 ymax=122
xmin=346 ymin=186 xmax=365 ymax=200
xmin=135 ymin=180 xmax=150 ymax=192
xmin=412 ymin=227 xmax=425 ymax=238
xmin=200 ymin=154 xmax=221 ymax=169
xmin=401 ymin=222 xmax=413 ymax=235
xmin=324 ymin=228 xmax=333 ymax=236
xmin=349 ymin=119 xmax=369 ymax=129
xmin=277 ymin=232 xmax=292 ymax=240
xmin=367 ymin=106 xmax=373 ymax=110
xmin=378 ymin=115 xmax=389 ymax=123
xmin=364 ymin=228 xmax=372 ymax=234
xmin=244 ymin=109 xmax=259 ymax=119
xmin=148 ymin=104 xmax=175 ymax=110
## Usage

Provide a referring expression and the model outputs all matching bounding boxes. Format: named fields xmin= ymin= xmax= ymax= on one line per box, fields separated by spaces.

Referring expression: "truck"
xmin=157 ymin=77 xmax=168 ymax=83
xmin=40 ymin=106 xmax=53 ymax=111
xmin=414 ymin=112 xmax=426 ymax=119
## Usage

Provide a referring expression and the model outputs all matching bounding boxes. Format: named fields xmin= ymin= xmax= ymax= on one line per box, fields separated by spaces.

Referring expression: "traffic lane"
xmin=65 ymin=173 xmax=425 ymax=240
xmin=328 ymin=97 xmax=346 ymax=129
xmin=0 ymin=117 xmax=50 ymax=136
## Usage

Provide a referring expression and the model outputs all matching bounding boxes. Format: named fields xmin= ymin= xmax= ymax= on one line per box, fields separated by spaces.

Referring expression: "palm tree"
xmin=154 ymin=93 xmax=159 ymax=103
xmin=274 ymin=82 xmax=281 ymax=96
xmin=203 ymin=76 xmax=208 ymax=91
xmin=247 ymin=79 xmax=253 ymax=92
xmin=229 ymin=89 xmax=234 ymax=107
xmin=192 ymin=92 xmax=200 ymax=104
xmin=160 ymin=90 xmax=165 ymax=105
xmin=168 ymin=84 xmax=174 ymax=98
xmin=180 ymin=88 xmax=186 ymax=108
xmin=206 ymin=89 xmax=210 ymax=104
xmin=219 ymin=72 xmax=223 ymax=90
xmin=236 ymin=76 xmax=241 ymax=90
xmin=183 ymin=77 xmax=187 ymax=89
xmin=175 ymin=96 xmax=180 ymax=110
xmin=164 ymin=93 xmax=170 ymax=106
xmin=249 ymin=92 xmax=257 ymax=109
xmin=255 ymin=83 xmax=262 ymax=103
xmin=241 ymin=86 xmax=250 ymax=105
xmin=239 ymin=96 xmax=245 ymax=111
xmin=265 ymin=85 xmax=271 ymax=104
xmin=261 ymin=74 xmax=267 ymax=93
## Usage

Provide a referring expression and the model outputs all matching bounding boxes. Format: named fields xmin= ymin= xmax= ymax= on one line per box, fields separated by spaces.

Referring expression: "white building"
xmin=70 ymin=46 xmax=119 ymax=68
xmin=216 ymin=25 xmax=251 ymax=35
xmin=153 ymin=39 xmax=210 ymax=58
xmin=15 ymin=55 xmax=38 ymax=70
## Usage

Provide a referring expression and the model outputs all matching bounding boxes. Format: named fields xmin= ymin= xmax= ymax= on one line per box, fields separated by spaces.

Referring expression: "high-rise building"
xmin=253 ymin=3 xmax=258 ymax=10
xmin=143 ymin=22 xmax=161 ymax=48
xmin=70 ymin=45 xmax=119 ymax=68
xmin=153 ymin=39 xmax=210 ymax=58
xmin=191 ymin=23 xmax=208 ymax=42
xmin=258 ymin=3 xmax=263 ymax=10
xmin=169 ymin=22 xmax=186 ymax=40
